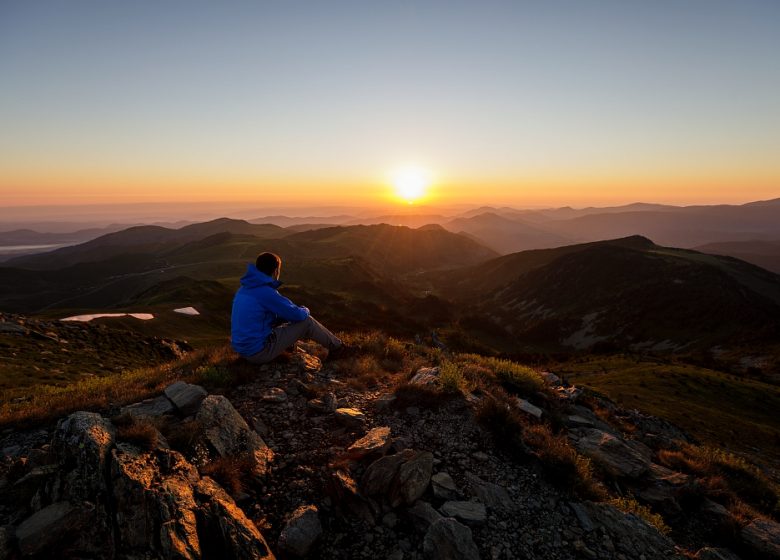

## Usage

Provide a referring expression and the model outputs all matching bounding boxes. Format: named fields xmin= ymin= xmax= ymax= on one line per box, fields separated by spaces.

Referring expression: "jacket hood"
xmin=239 ymin=264 xmax=282 ymax=289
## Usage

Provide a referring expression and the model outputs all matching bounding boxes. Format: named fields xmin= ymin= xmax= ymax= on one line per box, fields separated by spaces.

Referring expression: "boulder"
xmin=120 ymin=395 xmax=176 ymax=419
xmin=335 ymin=408 xmax=367 ymax=429
xmin=194 ymin=476 xmax=276 ymax=559
xmin=431 ymin=472 xmax=459 ymax=500
xmin=15 ymin=501 xmax=88 ymax=556
xmin=580 ymin=501 xmax=683 ymax=559
xmin=362 ymin=452 xmax=407 ymax=496
xmin=52 ymin=411 xmax=116 ymax=505
xmin=407 ymin=500 xmax=443 ymax=530
xmin=634 ymin=463 xmax=690 ymax=516
xmin=196 ymin=395 xmax=273 ymax=477
xmin=346 ymin=427 xmax=391 ymax=460
xmin=422 ymin=518 xmax=480 ymax=560
xmin=164 ymin=381 xmax=207 ymax=416
xmin=440 ymin=501 xmax=487 ymax=525
xmin=278 ymin=505 xmax=322 ymax=557
xmin=391 ymin=451 xmax=434 ymax=507
xmin=741 ymin=518 xmax=780 ymax=559
xmin=111 ymin=445 xmax=200 ymax=558
xmin=465 ymin=472 xmax=514 ymax=511
xmin=573 ymin=429 xmax=652 ymax=478
xmin=515 ymin=398 xmax=543 ymax=419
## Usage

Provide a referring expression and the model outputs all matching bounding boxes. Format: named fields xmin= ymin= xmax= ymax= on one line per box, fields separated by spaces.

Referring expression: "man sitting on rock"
xmin=231 ymin=252 xmax=350 ymax=363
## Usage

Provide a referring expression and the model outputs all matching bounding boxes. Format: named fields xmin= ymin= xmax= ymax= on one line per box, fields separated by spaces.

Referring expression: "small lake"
xmin=62 ymin=313 xmax=155 ymax=322
xmin=0 ymin=244 xmax=66 ymax=254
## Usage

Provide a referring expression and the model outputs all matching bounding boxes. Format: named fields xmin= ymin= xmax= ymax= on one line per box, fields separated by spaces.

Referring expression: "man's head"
xmin=255 ymin=252 xmax=282 ymax=280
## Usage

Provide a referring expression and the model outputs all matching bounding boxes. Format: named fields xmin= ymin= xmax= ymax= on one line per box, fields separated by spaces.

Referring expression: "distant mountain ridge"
xmin=430 ymin=235 xmax=780 ymax=353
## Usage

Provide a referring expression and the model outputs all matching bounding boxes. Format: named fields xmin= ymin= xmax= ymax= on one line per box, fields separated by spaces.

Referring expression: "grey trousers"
xmin=245 ymin=315 xmax=342 ymax=364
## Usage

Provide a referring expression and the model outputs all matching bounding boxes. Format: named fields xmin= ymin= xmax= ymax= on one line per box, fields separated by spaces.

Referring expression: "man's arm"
xmin=263 ymin=288 xmax=310 ymax=322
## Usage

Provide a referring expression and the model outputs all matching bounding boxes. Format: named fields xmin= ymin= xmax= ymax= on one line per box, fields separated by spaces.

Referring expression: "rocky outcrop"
xmin=196 ymin=394 xmax=274 ymax=478
xmin=3 ymin=384 xmax=277 ymax=559
xmin=572 ymin=428 xmax=652 ymax=478
xmin=741 ymin=518 xmax=780 ymax=559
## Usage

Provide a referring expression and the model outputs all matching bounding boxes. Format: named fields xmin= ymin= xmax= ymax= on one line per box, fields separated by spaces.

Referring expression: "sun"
xmin=392 ymin=165 xmax=431 ymax=204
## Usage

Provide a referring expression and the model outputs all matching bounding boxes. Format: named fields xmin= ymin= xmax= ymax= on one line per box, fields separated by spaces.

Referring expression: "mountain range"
xmin=1 ymin=216 xmax=779 ymax=376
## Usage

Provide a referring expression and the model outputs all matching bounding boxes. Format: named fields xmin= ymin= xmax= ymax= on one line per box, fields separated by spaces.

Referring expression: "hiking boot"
xmin=327 ymin=344 xmax=354 ymax=361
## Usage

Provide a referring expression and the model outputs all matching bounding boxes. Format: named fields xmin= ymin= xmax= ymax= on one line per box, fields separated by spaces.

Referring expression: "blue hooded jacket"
xmin=230 ymin=264 xmax=310 ymax=356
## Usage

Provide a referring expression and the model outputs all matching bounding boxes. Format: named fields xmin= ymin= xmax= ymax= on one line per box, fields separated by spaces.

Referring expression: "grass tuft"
xmin=610 ymin=497 xmax=671 ymax=535
xmin=116 ymin=419 xmax=159 ymax=451
xmin=200 ymin=455 xmax=255 ymax=497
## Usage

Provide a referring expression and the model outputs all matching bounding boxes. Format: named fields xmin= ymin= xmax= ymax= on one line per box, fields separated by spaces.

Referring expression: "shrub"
xmin=201 ymin=456 xmax=254 ymax=497
xmin=610 ymin=497 xmax=671 ymax=535
xmin=439 ymin=361 xmax=476 ymax=394
xmin=116 ymin=419 xmax=159 ymax=451
xmin=474 ymin=392 xmax=527 ymax=459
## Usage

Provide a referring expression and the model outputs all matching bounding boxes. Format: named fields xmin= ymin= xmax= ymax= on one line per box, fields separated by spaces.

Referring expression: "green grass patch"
xmin=555 ymin=354 xmax=780 ymax=468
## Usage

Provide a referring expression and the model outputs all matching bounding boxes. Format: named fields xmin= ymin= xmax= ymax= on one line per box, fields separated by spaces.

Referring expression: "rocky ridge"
xmin=1 ymin=343 xmax=779 ymax=559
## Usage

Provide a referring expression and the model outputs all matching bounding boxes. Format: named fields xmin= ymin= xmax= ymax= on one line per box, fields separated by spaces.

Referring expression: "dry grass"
xmin=161 ymin=418 xmax=202 ymax=454
xmin=474 ymin=392 xmax=528 ymax=459
xmin=658 ymin=443 xmax=780 ymax=519
xmin=116 ymin=419 xmax=159 ymax=451
xmin=610 ymin=497 xmax=671 ymax=535
xmin=456 ymin=354 xmax=544 ymax=396
xmin=393 ymin=381 xmax=452 ymax=410
xmin=0 ymin=345 xmax=239 ymax=430
xmin=200 ymin=456 xmax=255 ymax=497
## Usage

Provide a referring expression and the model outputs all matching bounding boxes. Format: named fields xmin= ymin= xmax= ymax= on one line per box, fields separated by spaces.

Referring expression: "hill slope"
xmin=433 ymin=236 xmax=780 ymax=356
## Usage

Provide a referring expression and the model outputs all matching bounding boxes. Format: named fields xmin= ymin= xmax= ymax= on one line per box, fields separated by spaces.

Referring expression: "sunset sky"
xmin=1 ymin=0 xmax=778 ymax=208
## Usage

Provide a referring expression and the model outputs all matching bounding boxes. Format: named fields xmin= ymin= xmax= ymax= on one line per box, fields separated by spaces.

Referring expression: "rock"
xmin=471 ymin=451 xmax=489 ymax=462
xmin=362 ymin=453 xmax=407 ymax=496
xmin=308 ymin=392 xmax=337 ymax=413
xmin=539 ymin=371 xmax=562 ymax=385
xmin=634 ymin=463 xmax=690 ymax=516
xmin=422 ymin=518 xmax=480 ymax=560
xmin=741 ymin=518 xmax=780 ymax=558
xmin=111 ymin=445 xmax=200 ymax=557
xmin=120 ymin=394 xmax=176 ymax=418
xmin=375 ymin=393 xmax=397 ymax=410
xmin=382 ymin=511 xmax=399 ymax=528
xmin=196 ymin=395 xmax=273 ymax=477
xmin=569 ymin=502 xmax=595 ymax=532
xmin=335 ymin=408 xmax=367 ymax=429
xmin=431 ymin=472 xmax=459 ymax=500
xmin=581 ymin=501 xmax=683 ymax=559
xmin=695 ymin=547 xmax=742 ymax=560
xmin=391 ymin=451 xmax=434 ymax=507
xmin=440 ymin=501 xmax=487 ymax=525
xmin=278 ymin=504 xmax=322 ymax=557
xmin=573 ymin=429 xmax=652 ymax=478
xmin=515 ymin=398 xmax=543 ymax=419
xmin=465 ymin=472 xmax=514 ymax=511
xmin=410 ymin=367 xmax=440 ymax=386
xmin=346 ymin=427 xmax=391 ymax=460
xmin=52 ymin=411 xmax=116 ymax=498
xmin=0 ymin=526 xmax=10 ymax=559
xmin=565 ymin=415 xmax=595 ymax=428
xmin=291 ymin=379 xmax=317 ymax=398
xmin=699 ymin=499 xmax=731 ymax=525
xmin=164 ymin=381 xmax=208 ymax=415
xmin=262 ymin=388 xmax=288 ymax=403
xmin=195 ymin=476 xmax=276 ymax=559
xmin=292 ymin=349 xmax=322 ymax=372
xmin=555 ymin=386 xmax=583 ymax=402
xmin=327 ymin=469 xmax=376 ymax=522
xmin=407 ymin=500 xmax=443 ymax=530
xmin=15 ymin=501 xmax=87 ymax=556
xmin=0 ymin=321 xmax=25 ymax=334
